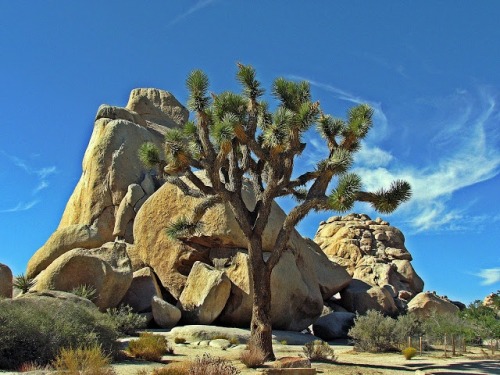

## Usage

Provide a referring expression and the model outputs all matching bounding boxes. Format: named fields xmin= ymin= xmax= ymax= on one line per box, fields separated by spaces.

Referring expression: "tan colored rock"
xmin=21 ymin=289 xmax=96 ymax=309
xmin=113 ymin=183 xmax=146 ymax=239
xmin=178 ymin=262 xmax=231 ymax=324
xmin=120 ymin=267 xmax=163 ymax=312
xmin=151 ymin=296 xmax=181 ymax=328
xmin=126 ymin=88 xmax=189 ymax=128
xmin=407 ymin=292 xmax=460 ymax=318
xmin=338 ymin=279 xmax=399 ymax=316
xmin=314 ymin=214 xmax=423 ymax=314
xmin=33 ymin=242 xmax=132 ymax=310
xmin=0 ymin=263 xmax=13 ymax=298
xmin=95 ymin=104 xmax=147 ymax=126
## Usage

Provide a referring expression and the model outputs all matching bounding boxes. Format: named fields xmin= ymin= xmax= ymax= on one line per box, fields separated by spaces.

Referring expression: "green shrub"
xmin=127 ymin=333 xmax=173 ymax=362
xmin=402 ymin=346 xmax=417 ymax=360
xmin=71 ymin=284 xmax=98 ymax=301
xmin=52 ymin=345 xmax=116 ymax=375
xmin=188 ymin=354 xmax=240 ymax=375
xmin=12 ymin=274 xmax=36 ymax=294
xmin=348 ymin=310 xmax=398 ymax=352
xmin=303 ymin=340 xmax=337 ymax=362
xmin=0 ymin=297 xmax=119 ymax=370
xmin=106 ymin=305 xmax=147 ymax=335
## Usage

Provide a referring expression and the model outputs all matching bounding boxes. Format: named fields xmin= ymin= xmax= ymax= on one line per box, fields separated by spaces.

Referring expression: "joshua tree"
xmin=138 ymin=64 xmax=411 ymax=359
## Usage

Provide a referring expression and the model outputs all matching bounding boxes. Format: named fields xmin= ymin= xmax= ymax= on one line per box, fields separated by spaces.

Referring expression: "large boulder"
xmin=312 ymin=311 xmax=356 ymax=340
xmin=27 ymin=89 xmax=187 ymax=279
xmin=338 ymin=279 xmax=399 ymax=316
xmin=151 ymin=296 xmax=181 ymax=328
xmin=314 ymin=214 xmax=423 ymax=313
xmin=178 ymin=262 xmax=231 ymax=324
xmin=120 ymin=267 xmax=163 ymax=313
xmin=133 ymin=172 xmax=351 ymax=331
xmin=407 ymin=292 xmax=460 ymax=318
xmin=20 ymin=289 xmax=96 ymax=309
xmin=0 ymin=263 xmax=13 ymax=298
xmin=33 ymin=242 xmax=133 ymax=310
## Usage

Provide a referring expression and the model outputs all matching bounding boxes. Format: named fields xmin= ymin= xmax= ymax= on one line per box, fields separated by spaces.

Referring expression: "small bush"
xmin=188 ymin=353 xmax=240 ymax=375
xmin=348 ymin=310 xmax=398 ymax=352
xmin=402 ymin=347 xmax=417 ymax=360
xmin=71 ymin=284 xmax=98 ymax=301
xmin=303 ymin=340 xmax=337 ymax=362
xmin=106 ymin=305 xmax=147 ymax=335
xmin=280 ymin=340 xmax=288 ymax=345
xmin=174 ymin=337 xmax=186 ymax=344
xmin=239 ymin=344 xmax=266 ymax=368
xmin=127 ymin=333 xmax=173 ymax=362
xmin=12 ymin=274 xmax=36 ymax=294
xmin=151 ymin=362 xmax=190 ymax=375
xmin=52 ymin=345 xmax=115 ymax=375
xmin=0 ymin=297 xmax=119 ymax=370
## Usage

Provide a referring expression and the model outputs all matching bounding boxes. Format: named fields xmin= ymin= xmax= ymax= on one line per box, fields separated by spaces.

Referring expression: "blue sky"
xmin=1 ymin=1 xmax=499 ymax=304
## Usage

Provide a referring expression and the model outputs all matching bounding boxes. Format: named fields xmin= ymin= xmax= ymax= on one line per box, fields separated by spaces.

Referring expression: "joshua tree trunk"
xmin=248 ymin=236 xmax=275 ymax=360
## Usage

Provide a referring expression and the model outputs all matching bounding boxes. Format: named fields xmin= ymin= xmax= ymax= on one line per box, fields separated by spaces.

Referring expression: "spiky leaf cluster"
xmin=138 ymin=142 xmax=161 ymax=168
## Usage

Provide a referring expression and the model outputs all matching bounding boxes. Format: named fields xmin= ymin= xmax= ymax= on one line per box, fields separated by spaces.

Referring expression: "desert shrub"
xmin=303 ymin=340 xmax=337 ymax=362
xmin=127 ymin=333 xmax=173 ymax=362
xmin=174 ymin=337 xmax=186 ymax=344
xmin=239 ymin=344 xmax=266 ymax=368
xmin=151 ymin=362 xmax=190 ymax=375
xmin=52 ymin=345 xmax=116 ymax=375
xmin=0 ymin=297 xmax=119 ymax=370
xmin=402 ymin=346 xmax=417 ymax=360
xmin=12 ymin=274 xmax=36 ymax=294
xmin=348 ymin=310 xmax=398 ymax=352
xmin=71 ymin=284 xmax=98 ymax=301
xmin=106 ymin=305 xmax=147 ymax=335
xmin=393 ymin=313 xmax=423 ymax=346
xmin=188 ymin=353 xmax=240 ymax=375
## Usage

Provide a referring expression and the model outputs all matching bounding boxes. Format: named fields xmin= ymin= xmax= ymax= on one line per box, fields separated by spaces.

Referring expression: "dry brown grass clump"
xmin=303 ymin=340 xmax=337 ymax=362
xmin=150 ymin=362 xmax=191 ymax=375
xmin=239 ymin=344 xmax=266 ymax=368
xmin=127 ymin=333 xmax=173 ymax=362
xmin=188 ymin=353 xmax=240 ymax=375
xmin=52 ymin=345 xmax=115 ymax=375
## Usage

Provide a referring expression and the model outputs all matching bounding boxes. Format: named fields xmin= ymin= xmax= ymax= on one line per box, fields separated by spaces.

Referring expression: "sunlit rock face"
xmin=314 ymin=213 xmax=424 ymax=314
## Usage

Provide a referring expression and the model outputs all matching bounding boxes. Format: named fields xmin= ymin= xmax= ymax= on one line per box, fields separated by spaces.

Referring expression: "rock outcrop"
xmin=133 ymin=171 xmax=351 ymax=330
xmin=27 ymin=89 xmax=187 ymax=279
xmin=151 ymin=296 xmax=182 ymax=328
xmin=407 ymin=292 xmax=460 ymax=317
xmin=0 ymin=263 xmax=13 ymax=298
xmin=314 ymin=214 xmax=424 ymax=314
xmin=312 ymin=311 xmax=356 ymax=340
xmin=33 ymin=242 xmax=133 ymax=310
xmin=120 ymin=267 xmax=163 ymax=313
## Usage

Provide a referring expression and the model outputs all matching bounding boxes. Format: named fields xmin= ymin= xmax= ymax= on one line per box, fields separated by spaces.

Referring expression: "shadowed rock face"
xmin=314 ymin=213 xmax=424 ymax=314
xmin=0 ymin=263 xmax=13 ymax=298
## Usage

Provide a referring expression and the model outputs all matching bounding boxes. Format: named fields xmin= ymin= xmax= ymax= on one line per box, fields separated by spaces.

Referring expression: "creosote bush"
xmin=188 ymin=353 xmax=240 ymax=375
xmin=240 ymin=344 xmax=266 ymax=368
xmin=402 ymin=347 xmax=417 ymax=360
xmin=52 ymin=345 xmax=116 ymax=375
xmin=303 ymin=340 xmax=337 ymax=362
xmin=127 ymin=333 xmax=173 ymax=362
xmin=106 ymin=305 xmax=147 ymax=335
xmin=0 ymin=297 xmax=119 ymax=370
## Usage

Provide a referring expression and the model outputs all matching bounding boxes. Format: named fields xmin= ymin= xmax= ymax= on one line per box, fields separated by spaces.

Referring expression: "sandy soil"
xmin=113 ymin=338 xmax=500 ymax=375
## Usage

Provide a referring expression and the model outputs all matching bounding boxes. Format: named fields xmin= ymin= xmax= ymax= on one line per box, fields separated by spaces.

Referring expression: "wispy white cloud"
xmin=476 ymin=268 xmax=500 ymax=286
xmin=168 ymin=0 xmax=219 ymax=27
xmin=1 ymin=151 xmax=57 ymax=213
xmin=0 ymin=200 xmax=39 ymax=213
xmin=355 ymin=143 xmax=393 ymax=168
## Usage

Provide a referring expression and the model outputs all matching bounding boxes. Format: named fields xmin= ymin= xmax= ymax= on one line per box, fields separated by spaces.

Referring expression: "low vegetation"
xmin=71 ymin=284 xmax=98 ymax=301
xmin=52 ymin=345 xmax=116 ymax=375
xmin=106 ymin=305 xmax=147 ymax=335
xmin=402 ymin=347 xmax=417 ymax=360
xmin=0 ymin=297 xmax=118 ymax=370
xmin=303 ymin=340 xmax=337 ymax=362
xmin=127 ymin=333 xmax=173 ymax=362
xmin=239 ymin=344 xmax=266 ymax=368
xmin=188 ymin=353 xmax=240 ymax=375
xmin=12 ymin=273 xmax=36 ymax=294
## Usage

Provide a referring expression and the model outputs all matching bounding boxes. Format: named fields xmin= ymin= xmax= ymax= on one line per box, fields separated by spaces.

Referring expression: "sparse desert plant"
xmin=174 ymin=337 xmax=186 ymax=344
xmin=239 ymin=344 xmax=266 ymax=368
xmin=402 ymin=347 xmax=417 ymax=360
xmin=127 ymin=333 xmax=173 ymax=362
xmin=106 ymin=305 xmax=147 ymax=335
xmin=0 ymin=297 xmax=118 ymax=370
xmin=348 ymin=310 xmax=398 ymax=352
xmin=52 ymin=345 xmax=116 ymax=375
xmin=280 ymin=340 xmax=288 ymax=345
xmin=17 ymin=361 xmax=50 ymax=372
xmin=12 ymin=274 xmax=36 ymax=294
xmin=71 ymin=284 xmax=98 ymax=301
xmin=188 ymin=353 xmax=240 ymax=375
xmin=151 ymin=362 xmax=190 ymax=375
xmin=303 ymin=340 xmax=337 ymax=362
